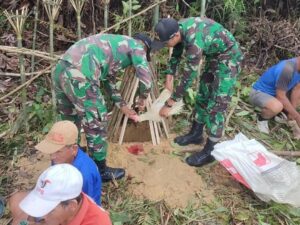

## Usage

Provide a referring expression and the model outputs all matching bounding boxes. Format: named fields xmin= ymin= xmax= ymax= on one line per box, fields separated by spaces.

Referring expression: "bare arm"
xmin=276 ymin=89 xmax=300 ymax=125
xmin=290 ymin=83 xmax=300 ymax=108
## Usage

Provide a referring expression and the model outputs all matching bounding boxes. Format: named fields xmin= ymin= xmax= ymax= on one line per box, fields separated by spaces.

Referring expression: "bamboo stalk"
xmin=31 ymin=0 xmax=40 ymax=75
xmin=91 ymin=0 xmax=96 ymax=33
xmin=201 ymin=0 xmax=206 ymax=17
xmin=4 ymin=6 xmax=29 ymax=132
xmin=108 ymin=68 xmax=133 ymax=140
xmin=152 ymin=1 xmax=159 ymax=29
xmin=103 ymin=0 xmax=110 ymax=29
xmin=147 ymin=97 xmax=157 ymax=145
xmin=118 ymin=78 xmax=139 ymax=145
xmin=100 ymin=0 xmax=166 ymax=34
xmin=128 ymin=0 xmax=132 ymax=36
xmin=0 ymin=70 xmax=51 ymax=77
xmin=70 ymin=0 xmax=86 ymax=39
xmin=42 ymin=0 xmax=63 ymax=116
xmin=0 ymin=46 xmax=59 ymax=61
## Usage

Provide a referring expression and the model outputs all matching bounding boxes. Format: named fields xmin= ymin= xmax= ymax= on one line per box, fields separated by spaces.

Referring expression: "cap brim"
xmin=19 ymin=190 xmax=60 ymax=217
xmin=151 ymin=40 xmax=167 ymax=51
xmin=35 ymin=139 xmax=64 ymax=154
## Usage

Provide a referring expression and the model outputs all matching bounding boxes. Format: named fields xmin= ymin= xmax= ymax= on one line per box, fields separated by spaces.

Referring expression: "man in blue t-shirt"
xmin=35 ymin=120 xmax=102 ymax=205
xmin=250 ymin=57 xmax=300 ymax=134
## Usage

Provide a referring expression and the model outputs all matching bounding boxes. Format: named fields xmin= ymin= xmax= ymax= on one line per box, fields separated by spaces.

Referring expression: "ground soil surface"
xmin=3 ymin=134 xmax=243 ymax=223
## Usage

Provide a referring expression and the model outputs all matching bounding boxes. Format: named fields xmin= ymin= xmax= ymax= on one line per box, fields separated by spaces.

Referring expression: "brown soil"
xmin=8 ymin=135 xmax=243 ymax=210
xmin=123 ymin=121 xmax=151 ymax=142
xmin=107 ymin=136 xmax=214 ymax=208
xmin=12 ymin=153 xmax=50 ymax=191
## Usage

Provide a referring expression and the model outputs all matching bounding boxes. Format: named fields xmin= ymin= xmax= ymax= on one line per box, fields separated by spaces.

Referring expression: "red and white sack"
xmin=211 ymin=133 xmax=300 ymax=207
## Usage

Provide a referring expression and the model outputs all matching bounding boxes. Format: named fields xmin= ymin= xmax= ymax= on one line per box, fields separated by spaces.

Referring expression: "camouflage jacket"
xmin=61 ymin=34 xmax=152 ymax=107
xmin=166 ymin=17 xmax=239 ymax=101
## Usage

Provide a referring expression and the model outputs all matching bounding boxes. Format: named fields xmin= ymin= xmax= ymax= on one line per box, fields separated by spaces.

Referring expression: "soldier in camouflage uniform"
xmin=152 ymin=17 xmax=243 ymax=167
xmin=54 ymin=33 xmax=153 ymax=181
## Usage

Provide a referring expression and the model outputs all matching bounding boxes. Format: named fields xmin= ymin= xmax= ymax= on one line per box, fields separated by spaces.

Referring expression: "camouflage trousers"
xmin=195 ymin=44 xmax=243 ymax=139
xmin=54 ymin=60 xmax=108 ymax=161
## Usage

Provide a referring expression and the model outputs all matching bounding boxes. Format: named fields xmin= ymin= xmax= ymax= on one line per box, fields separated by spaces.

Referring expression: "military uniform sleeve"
xmin=103 ymin=76 xmax=127 ymax=108
xmin=130 ymin=48 xmax=152 ymax=99
xmin=165 ymin=43 xmax=184 ymax=75
xmin=172 ymin=42 xmax=203 ymax=101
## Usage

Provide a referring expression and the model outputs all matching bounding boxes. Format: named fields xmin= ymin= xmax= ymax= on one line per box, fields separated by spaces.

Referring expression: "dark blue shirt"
xmin=72 ymin=148 xmax=102 ymax=205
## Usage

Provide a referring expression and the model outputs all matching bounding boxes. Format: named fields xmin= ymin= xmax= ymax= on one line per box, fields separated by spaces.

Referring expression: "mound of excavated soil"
xmin=12 ymin=137 xmax=214 ymax=209
xmin=107 ymin=138 xmax=214 ymax=208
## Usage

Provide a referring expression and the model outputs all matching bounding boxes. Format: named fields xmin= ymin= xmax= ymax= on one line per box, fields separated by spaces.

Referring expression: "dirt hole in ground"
xmin=123 ymin=121 xmax=151 ymax=142
xmin=108 ymin=137 xmax=214 ymax=208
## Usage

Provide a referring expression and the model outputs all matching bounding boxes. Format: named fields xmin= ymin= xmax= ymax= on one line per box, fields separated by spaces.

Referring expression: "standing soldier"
xmin=54 ymin=33 xmax=152 ymax=181
xmin=152 ymin=17 xmax=243 ymax=167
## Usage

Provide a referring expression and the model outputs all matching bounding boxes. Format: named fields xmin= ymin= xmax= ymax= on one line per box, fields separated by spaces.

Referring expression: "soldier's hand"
xmin=121 ymin=105 xmax=139 ymax=122
xmin=165 ymin=74 xmax=174 ymax=92
xmin=137 ymin=98 xmax=146 ymax=112
xmin=159 ymin=105 xmax=171 ymax=117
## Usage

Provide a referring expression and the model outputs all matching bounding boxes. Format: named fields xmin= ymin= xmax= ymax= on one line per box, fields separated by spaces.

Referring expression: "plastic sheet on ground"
xmin=211 ymin=133 xmax=300 ymax=207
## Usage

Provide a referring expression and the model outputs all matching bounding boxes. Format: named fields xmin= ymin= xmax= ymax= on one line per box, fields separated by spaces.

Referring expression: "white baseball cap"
xmin=19 ymin=164 xmax=83 ymax=218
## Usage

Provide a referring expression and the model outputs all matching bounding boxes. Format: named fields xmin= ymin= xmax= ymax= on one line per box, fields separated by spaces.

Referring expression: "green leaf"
xmin=235 ymin=110 xmax=250 ymax=117
xmin=235 ymin=211 xmax=250 ymax=221
xmin=215 ymin=207 xmax=229 ymax=213
xmin=122 ymin=1 xmax=129 ymax=14
xmin=132 ymin=5 xmax=141 ymax=10
xmin=110 ymin=211 xmax=131 ymax=224
xmin=235 ymin=81 xmax=242 ymax=89
xmin=241 ymin=86 xmax=251 ymax=97
xmin=289 ymin=207 xmax=300 ymax=217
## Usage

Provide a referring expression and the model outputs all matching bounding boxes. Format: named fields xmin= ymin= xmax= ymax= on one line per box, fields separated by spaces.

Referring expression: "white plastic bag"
xmin=211 ymin=133 xmax=300 ymax=207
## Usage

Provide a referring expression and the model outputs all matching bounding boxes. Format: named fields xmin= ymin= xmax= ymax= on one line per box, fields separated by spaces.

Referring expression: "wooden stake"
xmin=118 ymin=77 xmax=139 ymax=144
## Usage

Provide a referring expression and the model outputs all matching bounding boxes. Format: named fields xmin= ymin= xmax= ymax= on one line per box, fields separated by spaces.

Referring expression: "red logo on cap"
xmin=48 ymin=133 xmax=64 ymax=143
xmin=41 ymin=179 xmax=51 ymax=188
xmin=37 ymin=179 xmax=51 ymax=195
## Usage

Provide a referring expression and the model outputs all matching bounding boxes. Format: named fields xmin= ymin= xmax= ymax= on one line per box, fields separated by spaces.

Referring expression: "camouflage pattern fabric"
xmin=195 ymin=44 xmax=242 ymax=138
xmin=165 ymin=17 xmax=243 ymax=139
xmin=54 ymin=34 xmax=153 ymax=161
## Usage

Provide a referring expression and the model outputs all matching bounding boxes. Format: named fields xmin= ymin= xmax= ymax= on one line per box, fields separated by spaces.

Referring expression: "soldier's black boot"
xmin=174 ymin=121 xmax=204 ymax=146
xmin=96 ymin=160 xmax=125 ymax=182
xmin=186 ymin=139 xmax=216 ymax=167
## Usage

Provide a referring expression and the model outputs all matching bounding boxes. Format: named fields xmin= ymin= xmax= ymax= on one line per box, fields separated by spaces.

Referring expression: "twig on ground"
xmin=225 ymin=90 xmax=240 ymax=128
xmin=0 ymin=66 xmax=51 ymax=102
xmin=0 ymin=70 xmax=51 ymax=77
xmin=0 ymin=45 xmax=60 ymax=61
